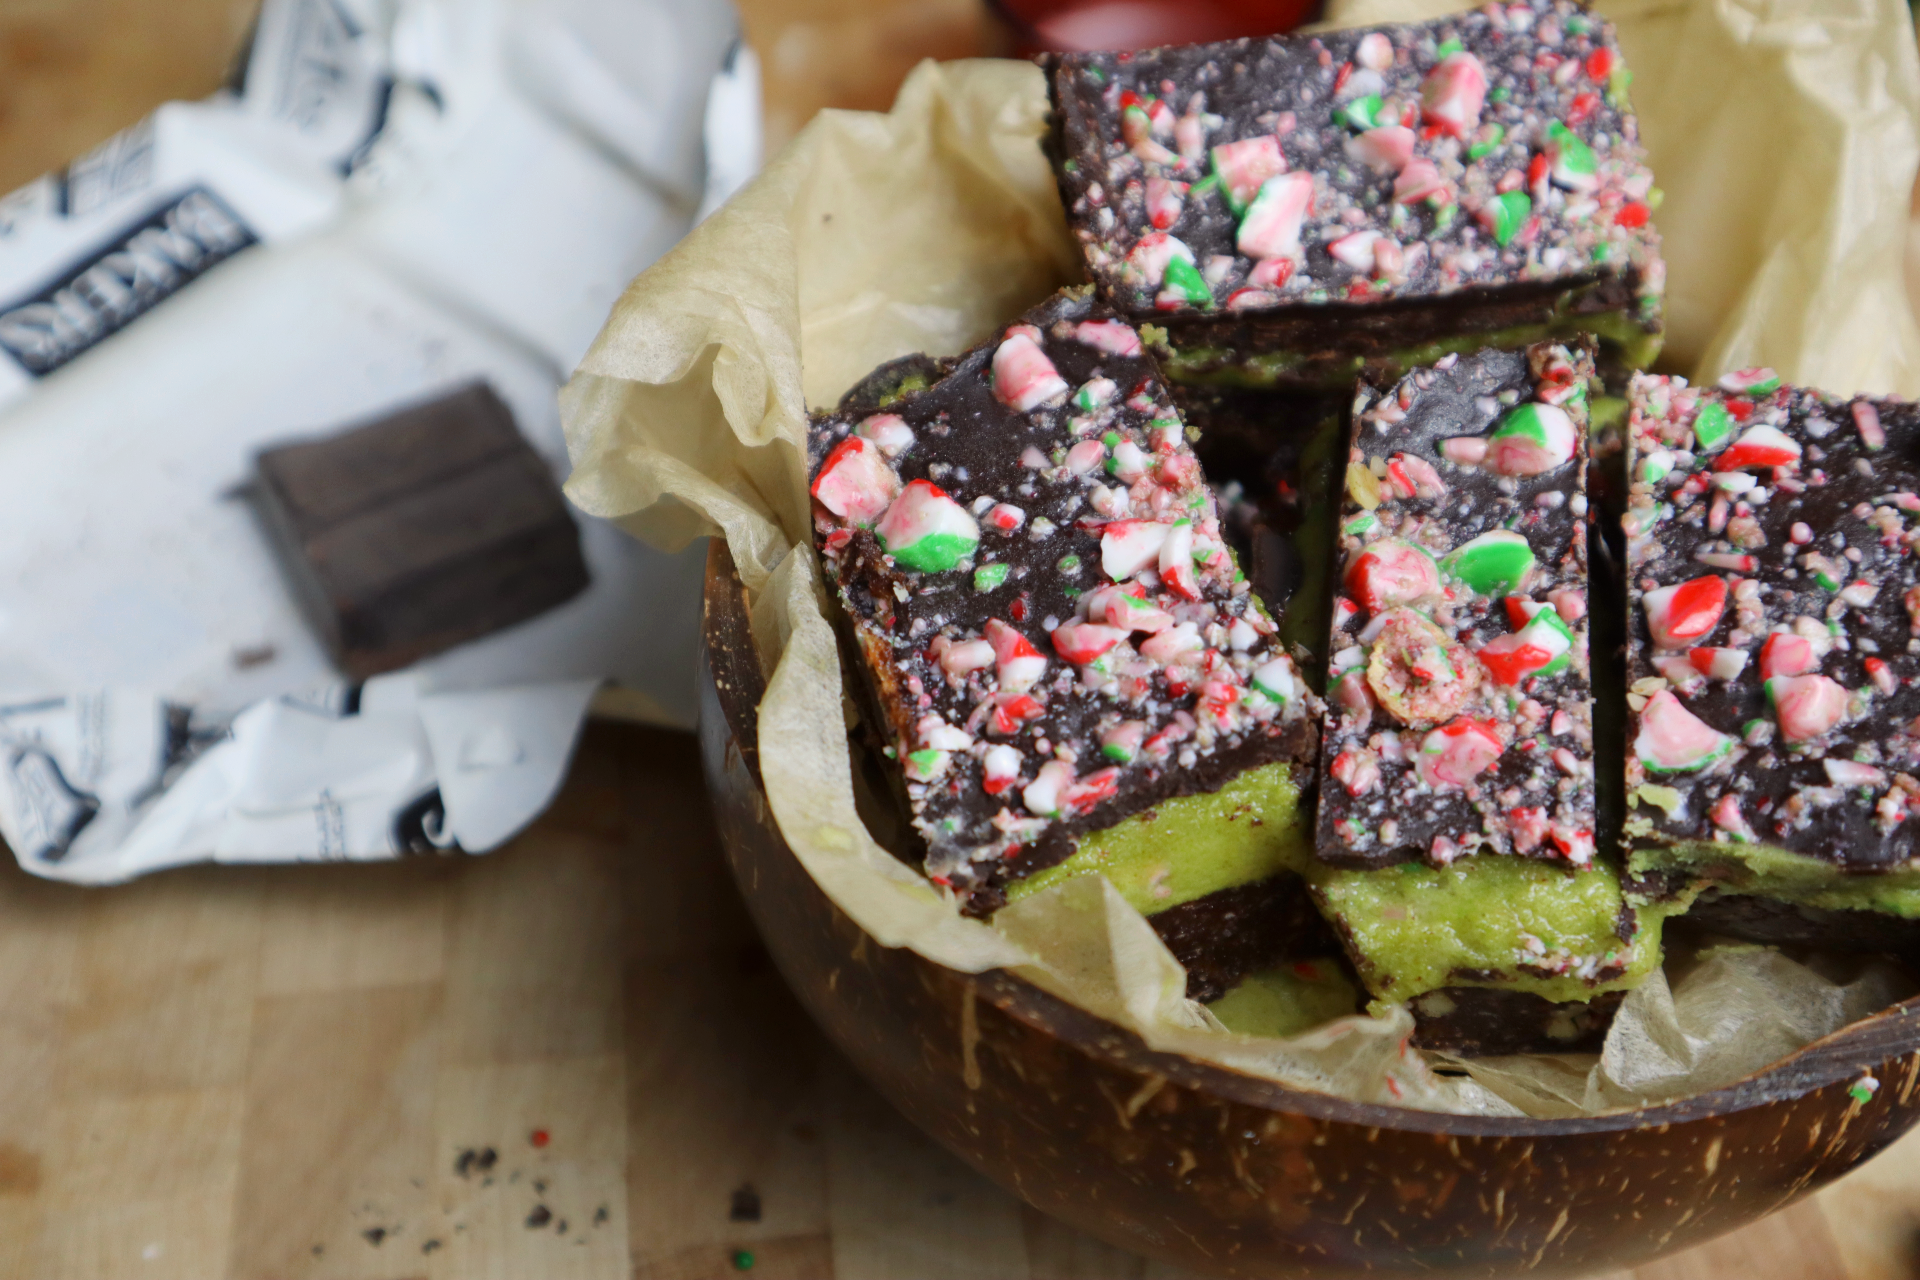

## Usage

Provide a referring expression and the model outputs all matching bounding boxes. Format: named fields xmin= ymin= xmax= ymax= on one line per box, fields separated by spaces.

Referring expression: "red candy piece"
xmin=1416 ymin=717 xmax=1504 ymax=788
xmin=1051 ymin=622 xmax=1127 ymax=666
xmin=1643 ymin=575 xmax=1727 ymax=649
xmin=1615 ymin=201 xmax=1650 ymax=228
xmin=985 ymin=692 xmax=1045 ymax=736
xmin=1062 ymin=768 xmax=1121 ymax=814
xmin=1508 ymin=806 xmax=1550 ymax=852
xmin=810 ymin=436 xmax=899 ymax=526
xmin=1344 ymin=540 xmax=1440 ymax=615
xmin=1476 ymin=636 xmax=1555 ymax=687
xmin=1769 ymin=674 xmax=1848 ymax=743
xmin=1586 ymin=48 xmax=1614 ymax=81
xmin=1712 ymin=424 xmax=1800 ymax=472
xmin=1567 ymin=92 xmax=1599 ymax=125
xmin=1758 ymin=632 xmax=1816 ymax=680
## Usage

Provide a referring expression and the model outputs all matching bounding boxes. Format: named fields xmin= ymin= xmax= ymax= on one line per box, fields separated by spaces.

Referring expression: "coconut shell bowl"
xmin=696 ymin=540 xmax=1920 ymax=1279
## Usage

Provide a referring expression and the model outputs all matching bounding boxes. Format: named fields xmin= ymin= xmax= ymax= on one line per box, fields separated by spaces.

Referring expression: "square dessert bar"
xmin=807 ymin=288 xmax=1322 ymax=938
xmin=1308 ymin=341 xmax=1665 ymax=1037
xmin=1040 ymin=0 xmax=1663 ymax=391
xmin=1622 ymin=372 xmax=1920 ymax=931
xmin=1319 ymin=341 xmax=1597 ymax=869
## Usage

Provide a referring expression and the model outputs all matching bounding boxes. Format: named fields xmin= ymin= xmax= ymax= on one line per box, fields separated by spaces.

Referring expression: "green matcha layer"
xmin=1007 ymin=762 xmax=1312 ymax=914
xmin=1209 ymin=960 xmax=1362 ymax=1038
xmin=1009 ymin=763 xmax=1351 ymax=1005
xmin=1147 ymin=297 xmax=1663 ymax=394
xmin=1627 ymin=838 xmax=1920 ymax=919
xmin=1313 ymin=856 xmax=1671 ymax=1011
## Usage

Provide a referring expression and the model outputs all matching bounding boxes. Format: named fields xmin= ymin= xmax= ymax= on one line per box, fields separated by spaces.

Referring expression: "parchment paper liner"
xmin=562 ymin=0 xmax=1920 ymax=1115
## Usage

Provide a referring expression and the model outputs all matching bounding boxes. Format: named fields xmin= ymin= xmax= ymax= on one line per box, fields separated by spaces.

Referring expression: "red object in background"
xmin=990 ymin=0 xmax=1324 ymax=54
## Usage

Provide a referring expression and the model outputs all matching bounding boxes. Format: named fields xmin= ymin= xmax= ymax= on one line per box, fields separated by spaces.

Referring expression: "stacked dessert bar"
xmin=808 ymin=288 xmax=1334 ymax=998
xmin=1039 ymin=0 xmax=1663 ymax=391
xmin=1621 ymin=373 xmax=1920 ymax=951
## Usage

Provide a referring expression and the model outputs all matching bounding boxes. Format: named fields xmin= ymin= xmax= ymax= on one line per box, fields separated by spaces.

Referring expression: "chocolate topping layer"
xmin=1319 ymin=342 xmax=1597 ymax=869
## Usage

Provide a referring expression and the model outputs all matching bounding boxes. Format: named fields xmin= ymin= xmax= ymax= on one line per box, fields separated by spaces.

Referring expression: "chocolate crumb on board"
xmin=454 ymin=1145 xmax=498 ymax=1177
xmin=729 ymin=1184 xmax=763 ymax=1222
xmin=808 ymin=286 xmax=1320 ymax=914
xmin=526 ymin=1205 xmax=553 ymax=1229
xmin=1039 ymin=0 xmax=1662 ymax=391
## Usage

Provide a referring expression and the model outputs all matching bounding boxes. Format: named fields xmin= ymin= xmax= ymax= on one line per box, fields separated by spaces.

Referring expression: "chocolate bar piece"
xmin=1040 ymin=0 xmax=1663 ymax=391
xmin=1621 ymin=371 xmax=1920 ymax=928
xmin=254 ymin=382 xmax=589 ymax=680
xmin=1319 ymin=341 xmax=1598 ymax=868
xmin=1207 ymin=957 xmax=1363 ymax=1038
xmin=807 ymin=288 xmax=1321 ymax=917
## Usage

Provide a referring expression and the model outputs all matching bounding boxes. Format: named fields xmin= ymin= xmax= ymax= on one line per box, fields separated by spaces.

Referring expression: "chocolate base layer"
xmin=1149 ymin=873 xmax=1343 ymax=1003
xmin=1676 ymin=889 xmax=1920 ymax=960
xmin=1147 ymin=275 xmax=1650 ymax=392
xmin=1412 ymin=987 xmax=1623 ymax=1056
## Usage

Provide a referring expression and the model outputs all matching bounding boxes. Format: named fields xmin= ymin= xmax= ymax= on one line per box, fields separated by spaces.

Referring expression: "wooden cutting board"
xmin=4 ymin=1 xmax=1920 ymax=1276
xmin=0 ymin=720 xmax=1906 ymax=1280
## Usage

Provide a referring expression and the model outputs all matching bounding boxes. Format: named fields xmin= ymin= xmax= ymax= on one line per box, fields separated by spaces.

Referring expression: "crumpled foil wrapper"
xmin=561 ymin=0 xmax=1920 ymax=1115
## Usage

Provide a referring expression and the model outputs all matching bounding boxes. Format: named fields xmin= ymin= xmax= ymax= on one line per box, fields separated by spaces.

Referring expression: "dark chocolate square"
xmin=255 ymin=382 xmax=590 ymax=680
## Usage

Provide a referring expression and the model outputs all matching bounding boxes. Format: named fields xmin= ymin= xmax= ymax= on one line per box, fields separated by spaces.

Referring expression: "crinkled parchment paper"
xmin=562 ymin=0 xmax=1920 ymax=1115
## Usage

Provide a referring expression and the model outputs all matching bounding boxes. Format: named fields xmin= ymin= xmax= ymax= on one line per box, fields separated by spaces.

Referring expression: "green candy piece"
xmin=1435 ymin=36 xmax=1463 ymax=57
xmin=1519 ymin=606 xmax=1576 ymax=678
xmin=1692 ymin=401 xmax=1736 ymax=452
xmin=974 ymin=562 xmax=1009 ymax=592
xmin=1338 ymin=94 xmax=1384 ymax=131
xmin=1442 ymin=530 xmax=1536 ymax=596
xmin=1467 ymin=123 xmax=1505 ymax=160
xmin=1160 ymin=253 xmax=1215 ymax=308
xmin=893 ymin=534 xmax=973 ymax=573
xmin=1343 ymin=512 xmax=1380 ymax=536
xmin=1608 ymin=66 xmax=1634 ymax=109
xmin=1488 ymin=191 xmax=1531 ymax=247
xmin=1546 ymin=121 xmax=1597 ymax=187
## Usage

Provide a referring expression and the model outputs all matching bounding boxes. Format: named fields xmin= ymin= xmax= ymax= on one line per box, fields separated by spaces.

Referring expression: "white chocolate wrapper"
xmin=563 ymin=0 xmax=1920 ymax=1115
xmin=0 ymin=0 xmax=746 ymax=882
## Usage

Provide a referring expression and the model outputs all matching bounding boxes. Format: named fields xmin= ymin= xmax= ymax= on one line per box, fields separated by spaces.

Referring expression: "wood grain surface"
xmin=1 ymin=1 xmax=1917 ymax=1277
